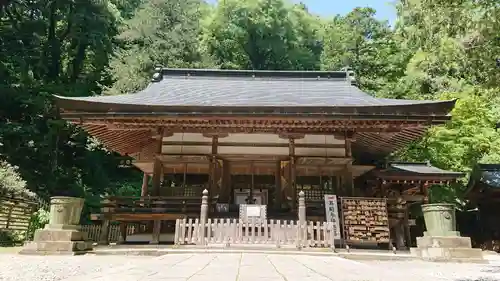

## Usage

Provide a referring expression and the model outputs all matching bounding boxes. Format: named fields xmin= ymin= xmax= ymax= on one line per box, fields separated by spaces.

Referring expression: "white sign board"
xmin=246 ymin=205 xmax=261 ymax=217
xmin=239 ymin=204 xmax=267 ymax=223
xmin=324 ymin=195 xmax=341 ymax=239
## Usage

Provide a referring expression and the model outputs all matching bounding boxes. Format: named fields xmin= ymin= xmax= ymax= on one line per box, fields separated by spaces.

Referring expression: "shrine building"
xmin=55 ymin=68 xmax=464 ymax=248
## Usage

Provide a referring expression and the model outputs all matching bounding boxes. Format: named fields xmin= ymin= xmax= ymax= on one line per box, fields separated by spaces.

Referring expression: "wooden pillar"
xmin=274 ymin=161 xmax=282 ymax=209
xmin=344 ymin=133 xmax=354 ymax=196
xmin=118 ymin=222 xmax=127 ymax=244
xmin=98 ymin=219 xmax=110 ymax=245
xmin=289 ymin=138 xmax=297 ymax=211
xmin=141 ymin=173 xmax=149 ymax=197
xmin=404 ymin=202 xmax=412 ymax=248
xmin=151 ymin=220 xmax=161 ymax=244
xmin=248 ymin=162 xmax=255 ymax=204
xmin=421 ymin=182 xmax=430 ymax=204
xmin=152 ymin=128 xmax=164 ymax=196
xmin=183 ymin=163 xmax=187 ymax=188
xmin=209 ymin=136 xmax=218 ymax=195
xmin=220 ymin=160 xmax=230 ymax=202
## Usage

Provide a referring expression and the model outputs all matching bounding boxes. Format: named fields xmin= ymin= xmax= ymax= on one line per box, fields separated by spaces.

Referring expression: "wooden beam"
xmin=161 ymin=141 xmax=345 ymax=149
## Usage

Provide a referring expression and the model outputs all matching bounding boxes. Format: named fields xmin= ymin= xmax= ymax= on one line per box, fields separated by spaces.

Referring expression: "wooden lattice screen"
xmin=0 ymin=195 xmax=39 ymax=244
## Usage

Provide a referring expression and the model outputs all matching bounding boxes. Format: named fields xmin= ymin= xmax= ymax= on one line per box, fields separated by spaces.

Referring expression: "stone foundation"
xmin=20 ymin=196 xmax=92 ymax=255
xmin=19 ymin=229 xmax=92 ymax=255
xmin=410 ymin=234 xmax=484 ymax=263
xmin=20 ymin=228 xmax=93 ymax=255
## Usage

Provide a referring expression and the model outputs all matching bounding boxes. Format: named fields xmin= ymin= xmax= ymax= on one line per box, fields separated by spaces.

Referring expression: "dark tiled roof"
xmin=466 ymin=164 xmax=500 ymax=193
xmin=389 ymin=162 xmax=463 ymax=176
xmin=55 ymin=68 xmax=456 ymax=114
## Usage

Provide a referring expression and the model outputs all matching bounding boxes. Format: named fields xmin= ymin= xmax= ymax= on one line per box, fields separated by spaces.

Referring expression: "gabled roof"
xmin=55 ymin=68 xmax=456 ymax=115
xmin=374 ymin=162 xmax=464 ymax=183
xmin=389 ymin=162 xmax=464 ymax=175
xmin=465 ymin=164 xmax=500 ymax=197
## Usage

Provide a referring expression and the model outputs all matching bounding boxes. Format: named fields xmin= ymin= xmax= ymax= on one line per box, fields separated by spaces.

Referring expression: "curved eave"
xmin=54 ymin=95 xmax=457 ymax=117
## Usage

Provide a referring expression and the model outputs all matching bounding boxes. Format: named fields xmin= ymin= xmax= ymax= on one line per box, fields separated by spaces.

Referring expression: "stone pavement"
xmin=61 ymin=253 xmax=500 ymax=281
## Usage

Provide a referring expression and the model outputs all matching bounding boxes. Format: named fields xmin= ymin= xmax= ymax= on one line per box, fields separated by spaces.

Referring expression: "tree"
xmin=0 ymin=161 xmax=34 ymax=198
xmin=107 ymin=0 xmax=210 ymax=95
xmin=201 ymin=0 xmax=322 ymax=70
xmin=320 ymin=8 xmax=401 ymax=92
xmin=0 ymin=0 xmax=129 ymax=200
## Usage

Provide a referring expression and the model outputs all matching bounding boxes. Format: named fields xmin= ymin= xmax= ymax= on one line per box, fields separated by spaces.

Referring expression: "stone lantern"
xmin=20 ymin=196 xmax=93 ymax=255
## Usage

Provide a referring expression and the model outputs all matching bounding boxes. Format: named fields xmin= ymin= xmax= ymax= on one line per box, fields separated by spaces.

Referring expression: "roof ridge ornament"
xmin=343 ymin=66 xmax=357 ymax=86
xmin=151 ymin=66 xmax=163 ymax=82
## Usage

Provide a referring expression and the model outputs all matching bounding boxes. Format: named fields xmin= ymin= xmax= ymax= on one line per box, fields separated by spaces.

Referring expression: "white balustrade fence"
xmin=175 ymin=218 xmax=336 ymax=248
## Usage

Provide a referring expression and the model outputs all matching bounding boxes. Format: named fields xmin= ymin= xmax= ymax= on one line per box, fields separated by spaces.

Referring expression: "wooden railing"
xmin=175 ymin=218 xmax=336 ymax=248
xmin=81 ymin=224 xmax=140 ymax=242
xmin=93 ymin=195 xmax=219 ymax=221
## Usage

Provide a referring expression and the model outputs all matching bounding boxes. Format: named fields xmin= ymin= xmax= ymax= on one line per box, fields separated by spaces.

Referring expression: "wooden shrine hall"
xmin=54 ymin=68 xmax=462 ymax=245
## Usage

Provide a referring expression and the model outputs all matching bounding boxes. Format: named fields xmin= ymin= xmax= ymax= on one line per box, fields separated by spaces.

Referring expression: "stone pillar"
xmin=200 ymin=189 xmax=208 ymax=245
xmin=298 ymin=191 xmax=306 ymax=223
xmin=297 ymin=190 xmax=306 ymax=249
xmin=20 ymin=196 xmax=93 ymax=255
xmin=410 ymin=203 xmax=484 ymax=262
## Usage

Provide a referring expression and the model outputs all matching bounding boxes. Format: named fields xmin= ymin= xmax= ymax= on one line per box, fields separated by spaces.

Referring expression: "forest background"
xmin=0 ymin=0 xmax=499 ymax=215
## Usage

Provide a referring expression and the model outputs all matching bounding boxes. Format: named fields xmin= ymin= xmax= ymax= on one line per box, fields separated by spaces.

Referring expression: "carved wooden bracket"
xmin=278 ymin=133 xmax=305 ymax=140
xmin=202 ymin=132 xmax=229 ymax=138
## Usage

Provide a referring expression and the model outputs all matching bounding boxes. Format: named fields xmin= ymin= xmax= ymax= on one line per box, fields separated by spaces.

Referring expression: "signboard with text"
xmin=324 ymin=195 xmax=341 ymax=239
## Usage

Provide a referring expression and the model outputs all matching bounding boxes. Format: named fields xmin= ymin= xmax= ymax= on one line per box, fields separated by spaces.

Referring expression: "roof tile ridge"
xmin=153 ymin=67 xmax=350 ymax=80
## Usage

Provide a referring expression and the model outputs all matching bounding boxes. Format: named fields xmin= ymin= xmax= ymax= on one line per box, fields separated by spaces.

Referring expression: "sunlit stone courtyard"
xmin=1 ymin=252 xmax=500 ymax=281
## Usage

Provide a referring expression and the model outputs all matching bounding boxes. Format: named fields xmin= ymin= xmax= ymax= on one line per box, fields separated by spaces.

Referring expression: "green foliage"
xmin=320 ymin=8 xmax=400 ymax=92
xmin=1 ymin=0 xmax=499 ymax=207
xmin=0 ymin=0 xmax=139 ymax=201
xmin=25 ymin=208 xmax=50 ymax=241
xmin=202 ymin=0 xmax=322 ymax=70
xmin=0 ymin=161 xmax=34 ymax=198
xmin=0 ymin=230 xmax=26 ymax=246
xmin=106 ymin=0 xmax=210 ymax=94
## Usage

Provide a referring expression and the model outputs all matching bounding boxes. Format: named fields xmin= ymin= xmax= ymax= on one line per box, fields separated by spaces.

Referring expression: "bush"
xmin=25 ymin=208 xmax=50 ymax=241
xmin=0 ymin=161 xmax=35 ymax=198
xmin=0 ymin=230 xmax=26 ymax=246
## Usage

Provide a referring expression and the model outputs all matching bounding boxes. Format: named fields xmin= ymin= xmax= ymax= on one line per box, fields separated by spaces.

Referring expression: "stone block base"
xmin=20 ymin=228 xmax=92 ymax=255
xmin=411 ymin=236 xmax=484 ymax=263
xmin=34 ymin=228 xmax=87 ymax=242
xmin=416 ymin=235 xmax=472 ymax=248
xmin=19 ymin=241 xmax=93 ymax=255
xmin=423 ymin=231 xmax=460 ymax=237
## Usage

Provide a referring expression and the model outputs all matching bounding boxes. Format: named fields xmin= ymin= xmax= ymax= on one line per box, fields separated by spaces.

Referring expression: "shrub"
xmin=25 ymin=208 xmax=50 ymax=241
xmin=0 ymin=161 xmax=35 ymax=198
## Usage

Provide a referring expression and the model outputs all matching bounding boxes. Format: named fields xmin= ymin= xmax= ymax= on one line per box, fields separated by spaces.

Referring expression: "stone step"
xmin=411 ymin=247 xmax=485 ymax=263
xmin=416 ymin=236 xmax=472 ymax=249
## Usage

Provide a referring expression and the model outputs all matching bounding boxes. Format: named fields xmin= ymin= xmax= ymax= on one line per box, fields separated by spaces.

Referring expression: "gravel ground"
xmin=1 ymin=253 xmax=500 ymax=281
xmin=0 ymin=254 xmax=151 ymax=281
